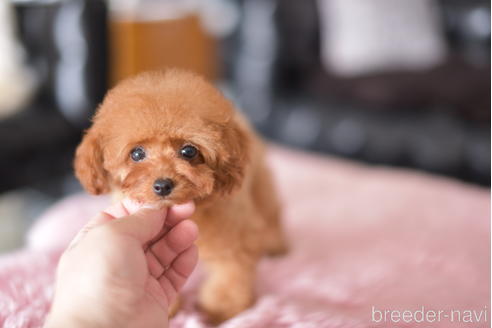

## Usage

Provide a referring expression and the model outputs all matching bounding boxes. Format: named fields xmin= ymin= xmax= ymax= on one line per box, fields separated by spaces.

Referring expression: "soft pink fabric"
xmin=0 ymin=146 xmax=489 ymax=327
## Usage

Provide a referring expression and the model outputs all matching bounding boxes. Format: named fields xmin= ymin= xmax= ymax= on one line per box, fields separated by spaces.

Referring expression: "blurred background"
xmin=0 ymin=0 xmax=490 ymax=252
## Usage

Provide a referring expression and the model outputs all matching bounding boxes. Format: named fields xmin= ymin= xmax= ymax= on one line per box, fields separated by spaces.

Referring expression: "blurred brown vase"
xmin=109 ymin=4 xmax=217 ymax=85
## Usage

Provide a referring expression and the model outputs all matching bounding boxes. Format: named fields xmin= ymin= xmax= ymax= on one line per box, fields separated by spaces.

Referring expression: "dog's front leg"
xmin=198 ymin=254 xmax=258 ymax=324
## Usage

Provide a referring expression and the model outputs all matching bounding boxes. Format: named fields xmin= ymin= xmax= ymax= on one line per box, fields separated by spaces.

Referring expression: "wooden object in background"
xmin=110 ymin=13 xmax=216 ymax=84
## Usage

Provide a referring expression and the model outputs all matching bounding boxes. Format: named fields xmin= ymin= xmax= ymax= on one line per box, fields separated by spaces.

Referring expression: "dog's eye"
xmin=130 ymin=146 xmax=146 ymax=162
xmin=179 ymin=145 xmax=198 ymax=160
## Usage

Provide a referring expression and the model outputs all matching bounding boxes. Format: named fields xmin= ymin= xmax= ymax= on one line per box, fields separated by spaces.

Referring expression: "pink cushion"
xmin=0 ymin=146 xmax=489 ymax=327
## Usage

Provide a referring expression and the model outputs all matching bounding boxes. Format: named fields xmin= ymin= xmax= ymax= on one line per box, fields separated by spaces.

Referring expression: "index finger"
xmin=146 ymin=201 xmax=195 ymax=247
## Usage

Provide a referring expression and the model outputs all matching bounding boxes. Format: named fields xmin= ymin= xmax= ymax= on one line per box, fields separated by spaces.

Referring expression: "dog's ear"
xmin=74 ymin=129 xmax=110 ymax=194
xmin=214 ymin=120 xmax=250 ymax=195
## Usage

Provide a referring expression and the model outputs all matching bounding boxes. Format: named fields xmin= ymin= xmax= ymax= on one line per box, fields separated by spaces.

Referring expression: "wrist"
xmin=44 ymin=299 xmax=119 ymax=328
xmin=45 ymin=297 xmax=128 ymax=328
xmin=44 ymin=311 xmax=91 ymax=328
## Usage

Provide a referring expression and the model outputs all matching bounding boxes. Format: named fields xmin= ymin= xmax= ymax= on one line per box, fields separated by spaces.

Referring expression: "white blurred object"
xmin=0 ymin=1 xmax=36 ymax=119
xmin=317 ymin=0 xmax=447 ymax=77
xmin=198 ymin=0 xmax=239 ymax=38
xmin=108 ymin=0 xmax=239 ymax=37
xmin=108 ymin=0 xmax=197 ymax=20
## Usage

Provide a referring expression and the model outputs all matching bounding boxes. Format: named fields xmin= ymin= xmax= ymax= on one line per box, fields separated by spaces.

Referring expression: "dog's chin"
xmin=147 ymin=198 xmax=177 ymax=208
xmin=124 ymin=194 xmax=186 ymax=207
xmin=120 ymin=189 xmax=210 ymax=207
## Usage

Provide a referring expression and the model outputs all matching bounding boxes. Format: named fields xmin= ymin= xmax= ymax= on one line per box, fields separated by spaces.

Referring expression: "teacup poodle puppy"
xmin=74 ymin=69 xmax=287 ymax=323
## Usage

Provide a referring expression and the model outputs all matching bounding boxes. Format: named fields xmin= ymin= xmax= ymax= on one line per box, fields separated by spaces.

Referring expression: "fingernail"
xmin=140 ymin=203 xmax=159 ymax=210
xmin=174 ymin=200 xmax=195 ymax=210
xmin=173 ymin=201 xmax=195 ymax=215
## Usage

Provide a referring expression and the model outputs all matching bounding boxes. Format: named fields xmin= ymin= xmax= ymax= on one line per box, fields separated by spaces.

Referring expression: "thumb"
xmin=108 ymin=207 xmax=168 ymax=245
xmin=68 ymin=211 xmax=115 ymax=249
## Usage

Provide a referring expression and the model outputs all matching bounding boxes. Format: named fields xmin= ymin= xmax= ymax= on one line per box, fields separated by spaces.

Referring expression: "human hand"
xmin=44 ymin=199 xmax=198 ymax=328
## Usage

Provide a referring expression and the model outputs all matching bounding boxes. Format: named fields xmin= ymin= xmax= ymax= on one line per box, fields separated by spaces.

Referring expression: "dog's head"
xmin=74 ymin=70 xmax=250 ymax=205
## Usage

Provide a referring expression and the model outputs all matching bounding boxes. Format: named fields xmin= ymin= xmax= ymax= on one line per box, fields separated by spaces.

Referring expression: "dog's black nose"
xmin=153 ymin=178 xmax=174 ymax=197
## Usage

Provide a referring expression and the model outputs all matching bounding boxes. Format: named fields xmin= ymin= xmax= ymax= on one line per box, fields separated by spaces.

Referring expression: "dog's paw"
xmin=197 ymin=299 xmax=251 ymax=325
xmin=197 ymin=287 xmax=254 ymax=324
xmin=168 ymin=297 xmax=181 ymax=318
xmin=266 ymin=242 xmax=289 ymax=257
xmin=265 ymin=233 xmax=289 ymax=257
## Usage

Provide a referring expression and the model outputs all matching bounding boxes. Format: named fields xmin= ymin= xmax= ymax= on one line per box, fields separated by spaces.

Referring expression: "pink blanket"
xmin=1 ymin=146 xmax=490 ymax=327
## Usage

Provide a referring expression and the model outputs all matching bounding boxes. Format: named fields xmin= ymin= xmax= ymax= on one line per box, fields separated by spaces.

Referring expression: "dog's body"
xmin=74 ymin=70 xmax=287 ymax=322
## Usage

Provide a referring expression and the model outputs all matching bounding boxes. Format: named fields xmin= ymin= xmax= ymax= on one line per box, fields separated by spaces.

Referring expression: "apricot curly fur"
xmin=74 ymin=69 xmax=288 ymax=323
